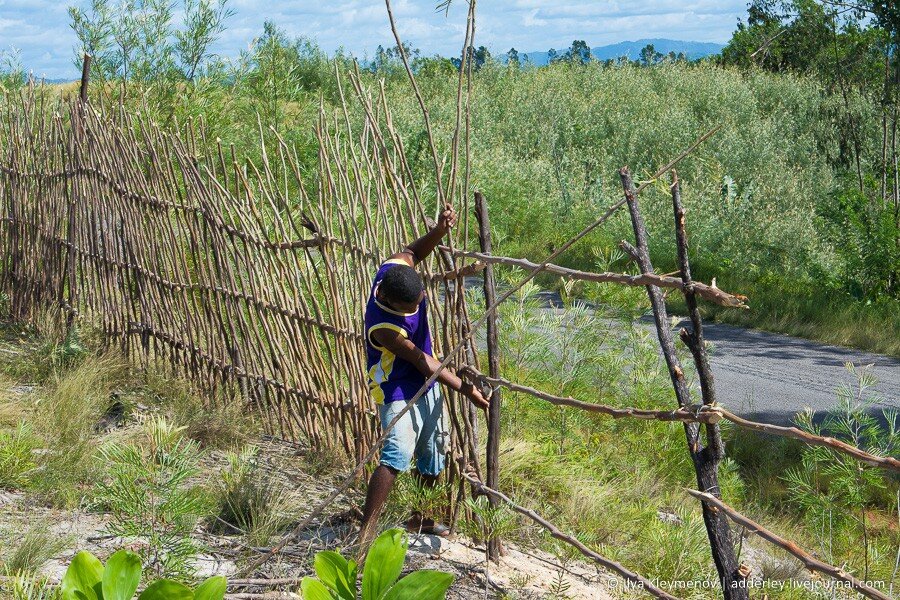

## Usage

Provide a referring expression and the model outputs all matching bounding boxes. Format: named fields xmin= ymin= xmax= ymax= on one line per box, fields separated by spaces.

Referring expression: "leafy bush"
xmin=93 ymin=418 xmax=209 ymax=580
xmin=300 ymin=528 xmax=454 ymax=600
xmin=59 ymin=549 xmax=226 ymax=600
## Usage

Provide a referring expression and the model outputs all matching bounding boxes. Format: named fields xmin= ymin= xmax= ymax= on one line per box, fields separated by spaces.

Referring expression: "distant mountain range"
xmin=508 ymin=39 xmax=725 ymax=66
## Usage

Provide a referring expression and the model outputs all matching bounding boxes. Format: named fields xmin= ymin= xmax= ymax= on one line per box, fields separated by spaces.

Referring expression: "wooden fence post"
xmin=619 ymin=167 xmax=747 ymax=600
xmin=79 ymin=53 xmax=91 ymax=105
xmin=474 ymin=191 xmax=503 ymax=561
xmin=64 ymin=53 xmax=91 ymax=330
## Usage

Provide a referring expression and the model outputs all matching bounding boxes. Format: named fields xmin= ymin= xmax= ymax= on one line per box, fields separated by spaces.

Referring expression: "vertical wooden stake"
xmin=79 ymin=53 xmax=92 ymax=105
xmin=475 ymin=191 xmax=503 ymax=562
xmin=619 ymin=167 xmax=747 ymax=600
xmin=64 ymin=53 xmax=91 ymax=331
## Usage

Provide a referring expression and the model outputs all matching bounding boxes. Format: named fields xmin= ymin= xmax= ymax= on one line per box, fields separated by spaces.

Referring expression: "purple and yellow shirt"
xmin=365 ymin=259 xmax=435 ymax=404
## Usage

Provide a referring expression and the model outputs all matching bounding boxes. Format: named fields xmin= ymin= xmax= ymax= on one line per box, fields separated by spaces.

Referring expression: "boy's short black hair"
xmin=380 ymin=264 xmax=424 ymax=305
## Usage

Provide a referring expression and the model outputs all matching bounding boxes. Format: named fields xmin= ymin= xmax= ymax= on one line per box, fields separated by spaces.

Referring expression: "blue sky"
xmin=0 ymin=0 xmax=749 ymax=80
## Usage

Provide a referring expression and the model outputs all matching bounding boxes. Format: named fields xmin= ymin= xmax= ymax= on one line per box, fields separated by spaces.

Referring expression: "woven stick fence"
xmin=2 ymin=54 xmax=896 ymax=600
xmin=0 ymin=78 xmax=486 ymax=484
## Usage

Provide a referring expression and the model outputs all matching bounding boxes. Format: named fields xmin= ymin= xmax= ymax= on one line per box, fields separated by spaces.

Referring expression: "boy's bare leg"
xmin=357 ymin=464 xmax=398 ymax=559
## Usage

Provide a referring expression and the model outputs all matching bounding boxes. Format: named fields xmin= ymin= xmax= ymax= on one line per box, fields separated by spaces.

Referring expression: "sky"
xmin=0 ymin=0 xmax=750 ymax=80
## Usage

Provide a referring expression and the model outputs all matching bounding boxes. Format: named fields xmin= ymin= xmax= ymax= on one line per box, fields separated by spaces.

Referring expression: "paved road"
xmin=463 ymin=279 xmax=900 ymax=426
xmin=686 ymin=319 xmax=900 ymax=426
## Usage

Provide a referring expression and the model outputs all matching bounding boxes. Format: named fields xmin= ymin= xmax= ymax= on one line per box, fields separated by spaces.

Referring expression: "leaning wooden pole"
xmin=688 ymin=490 xmax=891 ymax=600
xmin=619 ymin=167 xmax=747 ymax=600
xmin=475 ymin=191 xmax=503 ymax=561
xmin=460 ymin=467 xmax=678 ymax=600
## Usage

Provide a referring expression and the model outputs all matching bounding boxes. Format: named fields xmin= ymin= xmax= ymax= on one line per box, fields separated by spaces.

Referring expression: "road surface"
xmin=463 ymin=280 xmax=900 ymax=426
xmin=687 ymin=319 xmax=900 ymax=426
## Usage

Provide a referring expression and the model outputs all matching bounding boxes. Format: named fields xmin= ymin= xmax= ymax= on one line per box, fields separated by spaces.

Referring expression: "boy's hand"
xmin=461 ymin=381 xmax=490 ymax=411
xmin=436 ymin=204 xmax=457 ymax=234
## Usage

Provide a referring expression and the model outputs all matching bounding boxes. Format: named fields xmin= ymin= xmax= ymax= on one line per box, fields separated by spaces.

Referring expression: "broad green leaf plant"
xmin=300 ymin=529 xmax=453 ymax=600
xmin=59 ymin=550 xmax=226 ymax=600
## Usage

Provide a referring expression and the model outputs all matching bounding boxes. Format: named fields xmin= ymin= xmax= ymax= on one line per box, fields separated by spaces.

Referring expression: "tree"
xmin=474 ymin=45 xmax=490 ymax=69
xmin=639 ymin=43 xmax=661 ymax=65
xmin=507 ymin=47 xmax=520 ymax=68
xmin=452 ymin=45 xmax=490 ymax=71
xmin=175 ymin=0 xmax=234 ymax=81
xmin=721 ymin=0 xmax=900 ymax=293
xmin=68 ymin=0 xmax=233 ymax=89
xmin=563 ymin=39 xmax=591 ymax=64
xmin=547 ymin=48 xmax=558 ymax=64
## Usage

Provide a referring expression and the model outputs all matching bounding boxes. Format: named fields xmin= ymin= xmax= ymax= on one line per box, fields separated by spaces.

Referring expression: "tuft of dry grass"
xmin=1 ymin=521 xmax=70 ymax=575
xmin=211 ymin=446 xmax=300 ymax=547
xmin=141 ymin=367 xmax=256 ymax=450
xmin=31 ymin=353 xmax=126 ymax=507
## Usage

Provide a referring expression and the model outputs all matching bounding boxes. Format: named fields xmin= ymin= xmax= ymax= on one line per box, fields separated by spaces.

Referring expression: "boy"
xmin=359 ymin=205 xmax=489 ymax=545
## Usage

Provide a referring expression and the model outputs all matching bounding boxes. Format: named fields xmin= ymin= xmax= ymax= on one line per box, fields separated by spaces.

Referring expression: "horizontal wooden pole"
xmin=441 ymin=246 xmax=748 ymax=308
xmin=466 ymin=368 xmax=900 ymax=474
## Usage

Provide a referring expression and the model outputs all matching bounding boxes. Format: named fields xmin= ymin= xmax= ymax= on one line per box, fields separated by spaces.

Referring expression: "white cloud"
xmin=8 ymin=0 xmax=747 ymax=80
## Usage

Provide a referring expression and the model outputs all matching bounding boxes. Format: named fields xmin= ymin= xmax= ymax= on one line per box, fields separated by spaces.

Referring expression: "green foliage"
xmin=211 ymin=445 xmax=298 ymax=547
xmin=783 ymin=364 xmax=899 ymax=580
xmin=93 ymin=418 xmax=209 ymax=580
xmin=384 ymin=473 xmax=449 ymax=531
xmin=820 ymin=178 xmax=900 ymax=300
xmin=58 ymin=549 xmax=225 ymax=600
xmin=0 ymin=422 xmax=38 ymax=489
xmin=2 ymin=522 xmax=71 ymax=575
xmin=3 ymin=571 xmax=60 ymax=600
xmin=0 ymin=47 xmax=25 ymax=91
xmin=68 ymin=0 xmax=234 ymax=111
xmin=300 ymin=528 xmax=453 ymax=600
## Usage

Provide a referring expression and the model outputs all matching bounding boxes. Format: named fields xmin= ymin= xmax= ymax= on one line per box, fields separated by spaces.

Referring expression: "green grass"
xmin=0 ymin=423 xmax=38 ymax=490
xmin=2 ymin=522 xmax=70 ymax=575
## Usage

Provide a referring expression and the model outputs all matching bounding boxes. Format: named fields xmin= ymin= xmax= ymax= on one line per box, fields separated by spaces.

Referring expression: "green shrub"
xmin=93 ymin=418 xmax=209 ymax=580
xmin=783 ymin=364 xmax=899 ymax=583
xmin=301 ymin=528 xmax=454 ymax=600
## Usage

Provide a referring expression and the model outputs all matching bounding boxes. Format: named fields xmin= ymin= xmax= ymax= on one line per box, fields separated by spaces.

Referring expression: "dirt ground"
xmin=0 ymin=430 xmax=619 ymax=600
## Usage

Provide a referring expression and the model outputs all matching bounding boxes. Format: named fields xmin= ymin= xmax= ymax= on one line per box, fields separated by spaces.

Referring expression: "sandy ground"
xmin=0 ymin=433 xmax=622 ymax=600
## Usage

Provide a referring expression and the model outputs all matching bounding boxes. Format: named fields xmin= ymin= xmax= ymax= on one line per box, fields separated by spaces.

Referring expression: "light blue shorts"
xmin=378 ymin=386 xmax=446 ymax=476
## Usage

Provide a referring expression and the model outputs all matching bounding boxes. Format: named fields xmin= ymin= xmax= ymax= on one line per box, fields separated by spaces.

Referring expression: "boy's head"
xmin=378 ymin=264 xmax=425 ymax=313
